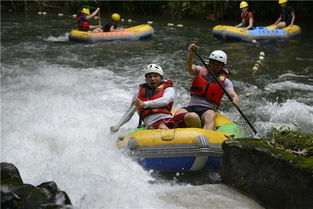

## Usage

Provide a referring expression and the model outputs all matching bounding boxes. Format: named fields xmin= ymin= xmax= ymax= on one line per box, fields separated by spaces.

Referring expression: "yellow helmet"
xmin=240 ymin=1 xmax=249 ymax=9
xmin=279 ymin=0 xmax=287 ymax=4
xmin=81 ymin=8 xmax=90 ymax=15
xmin=111 ymin=13 xmax=121 ymax=21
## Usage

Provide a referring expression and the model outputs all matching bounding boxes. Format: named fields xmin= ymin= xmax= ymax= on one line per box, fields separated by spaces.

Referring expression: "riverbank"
xmin=222 ymin=129 xmax=313 ymax=209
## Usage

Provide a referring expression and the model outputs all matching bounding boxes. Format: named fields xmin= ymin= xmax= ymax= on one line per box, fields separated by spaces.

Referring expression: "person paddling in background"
xmin=174 ymin=44 xmax=240 ymax=130
xmin=272 ymin=0 xmax=295 ymax=29
xmin=77 ymin=7 xmax=102 ymax=32
xmin=110 ymin=64 xmax=200 ymax=133
xmin=234 ymin=1 xmax=255 ymax=30
xmin=103 ymin=13 xmax=122 ymax=32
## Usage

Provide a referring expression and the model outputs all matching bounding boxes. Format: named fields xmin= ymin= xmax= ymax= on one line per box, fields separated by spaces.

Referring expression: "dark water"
xmin=1 ymin=13 xmax=312 ymax=209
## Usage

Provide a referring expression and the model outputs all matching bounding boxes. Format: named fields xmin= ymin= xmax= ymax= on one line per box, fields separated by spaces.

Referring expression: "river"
xmin=1 ymin=12 xmax=312 ymax=209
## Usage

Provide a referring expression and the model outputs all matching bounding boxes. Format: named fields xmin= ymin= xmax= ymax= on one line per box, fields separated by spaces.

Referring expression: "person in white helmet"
xmin=110 ymin=64 xmax=200 ymax=133
xmin=175 ymin=43 xmax=240 ymax=130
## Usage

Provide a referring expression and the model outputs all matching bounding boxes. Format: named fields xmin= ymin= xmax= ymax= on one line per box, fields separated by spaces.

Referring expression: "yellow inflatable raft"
xmin=69 ymin=24 xmax=153 ymax=42
xmin=116 ymin=113 xmax=245 ymax=171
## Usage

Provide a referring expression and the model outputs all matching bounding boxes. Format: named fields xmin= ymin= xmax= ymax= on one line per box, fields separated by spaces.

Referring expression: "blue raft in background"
xmin=212 ymin=25 xmax=301 ymax=41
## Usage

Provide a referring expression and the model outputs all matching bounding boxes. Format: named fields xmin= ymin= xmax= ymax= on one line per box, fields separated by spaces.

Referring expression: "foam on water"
xmin=45 ymin=33 xmax=70 ymax=42
xmin=255 ymin=99 xmax=313 ymax=135
xmin=265 ymin=81 xmax=313 ymax=92
xmin=1 ymin=63 xmax=263 ymax=209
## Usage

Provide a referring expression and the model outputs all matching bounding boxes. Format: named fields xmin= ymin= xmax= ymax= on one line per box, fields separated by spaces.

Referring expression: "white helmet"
xmin=144 ymin=64 xmax=163 ymax=76
xmin=209 ymin=50 xmax=227 ymax=65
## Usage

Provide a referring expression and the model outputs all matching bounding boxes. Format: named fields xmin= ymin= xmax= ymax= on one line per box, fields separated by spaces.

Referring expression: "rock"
xmin=221 ymin=138 xmax=313 ymax=209
xmin=1 ymin=162 xmax=23 ymax=185
xmin=1 ymin=162 xmax=73 ymax=209
xmin=1 ymin=184 xmax=48 ymax=209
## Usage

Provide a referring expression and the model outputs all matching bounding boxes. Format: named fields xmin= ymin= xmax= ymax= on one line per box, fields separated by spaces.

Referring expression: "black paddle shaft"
xmin=194 ymin=50 xmax=257 ymax=135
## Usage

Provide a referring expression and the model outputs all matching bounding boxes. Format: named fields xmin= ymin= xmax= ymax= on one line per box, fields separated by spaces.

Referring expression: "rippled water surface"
xmin=1 ymin=13 xmax=312 ymax=209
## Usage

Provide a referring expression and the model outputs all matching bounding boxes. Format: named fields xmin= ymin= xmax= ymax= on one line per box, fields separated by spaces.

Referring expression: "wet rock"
xmin=1 ymin=162 xmax=73 ymax=209
xmin=1 ymin=162 xmax=23 ymax=185
xmin=221 ymin=138 xmax=313 ymax=209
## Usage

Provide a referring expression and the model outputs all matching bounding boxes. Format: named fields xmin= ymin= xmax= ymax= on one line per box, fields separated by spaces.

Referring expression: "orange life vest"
xmin=137 ymin=81 xmax=173 ymax=119
xmin=77 ymin=14 xmax=90 ymax=31
xmin=190 ymin=67 xmax=231 ymax=105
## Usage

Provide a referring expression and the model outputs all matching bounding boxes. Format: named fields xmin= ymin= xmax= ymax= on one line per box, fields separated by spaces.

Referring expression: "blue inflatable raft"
xmin=212 ymin=25 xmax=301 ymax=41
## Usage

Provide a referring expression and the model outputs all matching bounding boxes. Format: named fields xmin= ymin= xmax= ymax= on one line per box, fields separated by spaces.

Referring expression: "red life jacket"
xmin=77 ymin=14 xmax=90 ymax=31
xmin=241 ymin=11 xmax=255 ymax=27
xmin=137 ymin=81 xmax=173 ymax=119
xmin=190 ymin=67 xmax=231 ymax=105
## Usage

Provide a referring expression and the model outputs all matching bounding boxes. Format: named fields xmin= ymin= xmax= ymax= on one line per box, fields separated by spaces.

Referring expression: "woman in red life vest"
xmin=272 ymin=0 xmax=295 ymax=29
xmin=77 ymin=7 xmax=102 ymax=32
xmin=110 ymin=64 xmax=200 ymax=133
xmin=175 ymin=43 xmax=240 ymax=130
xmin=234 ymin=1 xmax=255 ymax=30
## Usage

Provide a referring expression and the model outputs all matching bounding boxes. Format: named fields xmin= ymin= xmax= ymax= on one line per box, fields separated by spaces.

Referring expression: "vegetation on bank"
xmin=241 ymin=124 xmax=313 ymax=173
xmin=2 ymin=1 xmax=313 ymax=22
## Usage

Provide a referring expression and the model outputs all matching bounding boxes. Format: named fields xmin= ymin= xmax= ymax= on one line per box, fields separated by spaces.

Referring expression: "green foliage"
xmin=270 ymin=123 xmax=313 ymax=158
xmin=272 ymin=123 xmax=312 ymax=140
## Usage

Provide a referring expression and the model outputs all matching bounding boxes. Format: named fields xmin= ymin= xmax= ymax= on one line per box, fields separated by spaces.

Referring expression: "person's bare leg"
xmin=276 ymin=22 xmax=286 ymax=29
xmin=184 ymin=112 xmax=201 ymax=128
xmin=158 ymin=124 xmax=169 ymax=129
xmin=174 ymin=108 xmax=187 ymax=115
xmin=201 ymin=110 xmax=216 ymax=130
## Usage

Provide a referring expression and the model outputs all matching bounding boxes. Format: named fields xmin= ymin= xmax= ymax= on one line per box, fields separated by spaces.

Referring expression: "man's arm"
xmin=224 ymin=79 xmax=240 ymax=107
xmin=186 ymin=44 xmax=199 ymax=76
xmin=273 ymin=15 xmax=282 ymax=25
xmin=143 ymin=87 xmax=175 ymax=108
xmin=86 ymin=8 xmax=100 ymax=20
xmin=235 ymin=20 xmax=244 ymax=28
xmin=227 ymin=89 xmax=240 ymax=107
xmin=110 ymin=92 xmax=138 ymax=133
xmin=289 ymin=10 xmax=295 ymax=27
xmin=244 ymin=17 xmax=253 ymax=30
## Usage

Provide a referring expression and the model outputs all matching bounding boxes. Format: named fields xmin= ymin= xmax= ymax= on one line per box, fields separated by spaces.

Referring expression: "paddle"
xmin=193 ymin=49 xmax=258 ymax=135
xmin=110 ymin=105 xmax=137 ymax=134
xmin=98 ymin=10 xmax=101 ymax=26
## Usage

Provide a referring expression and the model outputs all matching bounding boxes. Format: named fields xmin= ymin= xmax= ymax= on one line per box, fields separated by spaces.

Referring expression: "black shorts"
xmin=183 ymin=106 xmax=215 ymax=119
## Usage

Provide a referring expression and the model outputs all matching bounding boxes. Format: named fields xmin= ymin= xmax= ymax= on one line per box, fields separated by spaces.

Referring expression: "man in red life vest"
xmin=110 ymin=64 xmax=200 ymax=133
xmin=272 ymin=0 xmax=295 ymax=29
xmin=234 ymin=1 xmax=255 ymax=30
xmin=175 ymin=44 xmax=240 ymax=130
xmin=77 ymin=7 xmax=102 ymax=32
